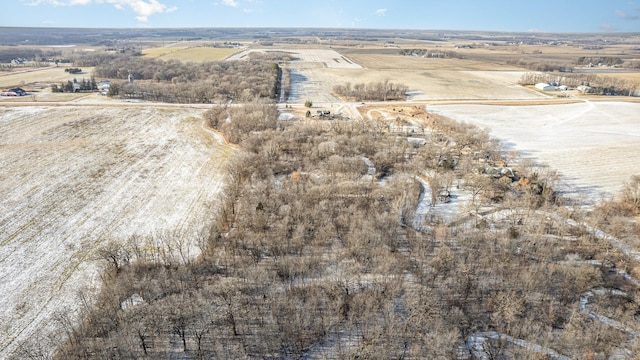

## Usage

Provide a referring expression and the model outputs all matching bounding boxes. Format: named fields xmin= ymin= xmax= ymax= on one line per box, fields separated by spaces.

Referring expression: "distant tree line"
xmin=519 ymin=72 xmax=639 ymax=96
xmin=333 ymin=80 xmax=408 ymax=101
xmin=0 ymin=48 xmax=62 ymax=63
xmin=399 ymin=48 xmax=463 ymax=59
xmin=508 ymin=56 xmax=633 ymax=73
xmin=575 ymin=56 xmax=624 ymax=66
xmin=506 ymin=59 xmax=575 ymax=72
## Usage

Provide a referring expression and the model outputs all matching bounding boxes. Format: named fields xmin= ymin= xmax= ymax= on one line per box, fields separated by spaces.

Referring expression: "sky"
xmin=2 ymin=0 xmax=640 ymax=32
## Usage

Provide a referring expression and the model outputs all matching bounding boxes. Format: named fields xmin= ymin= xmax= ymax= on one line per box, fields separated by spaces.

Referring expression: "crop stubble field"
xmin=141 ymin=46 xmax=240 ymax=62
xmin=0 ymin=105 xmax=233 ymax=356
xmin=281 ymin=50 xmax=546 ymax=102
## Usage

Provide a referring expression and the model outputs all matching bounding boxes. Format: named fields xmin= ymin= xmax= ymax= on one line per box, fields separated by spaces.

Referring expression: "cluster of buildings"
xmin=534 ymin=82 xmax=572 ymax=92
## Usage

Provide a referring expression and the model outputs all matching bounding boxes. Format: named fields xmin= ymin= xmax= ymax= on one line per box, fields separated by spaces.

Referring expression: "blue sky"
xmin=3 ymin=0 xmax=640 ymax=32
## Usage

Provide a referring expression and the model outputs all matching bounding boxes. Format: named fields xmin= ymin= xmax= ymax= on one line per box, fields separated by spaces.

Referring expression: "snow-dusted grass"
xmin=0 ymin=106 xmax=232 ymax=357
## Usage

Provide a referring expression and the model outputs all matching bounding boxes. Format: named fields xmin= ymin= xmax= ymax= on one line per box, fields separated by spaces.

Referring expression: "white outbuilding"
xmin=577 ymin=85 xmax=592 ymax=93
xmin=535 ymin=83 xmax=556 ymax=91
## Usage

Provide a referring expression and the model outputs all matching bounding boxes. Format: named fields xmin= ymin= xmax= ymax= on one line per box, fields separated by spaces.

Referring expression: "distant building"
xmin=72 ymin=78 xmax=81 ymax=92
xmin=98 ymin=80 xmax=112 ymax=90
xmin=535 ymin=83 xmax=556 ymax=91
xmin=1 ymin=87 xmax=28 ymax=96
xmin=577 ymin=85 xmax=592 ymax=93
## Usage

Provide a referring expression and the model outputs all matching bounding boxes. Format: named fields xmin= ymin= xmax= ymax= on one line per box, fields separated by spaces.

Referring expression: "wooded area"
xmin=89 ymin=54 xmax=281 ymax=103
xmin=42 ymin=101 xmax=640 ymax=359
xmin=333 ymin=81 xmax=408 ymax=101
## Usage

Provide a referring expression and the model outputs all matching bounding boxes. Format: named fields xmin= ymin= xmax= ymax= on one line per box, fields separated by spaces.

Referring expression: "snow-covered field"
xmin=430 ymin=101 xmax=640 ymax=199
xmin=226 ymin=48 xmax=362 ymax=69
xmin=0 ymin=105 xmax=231 ymax=357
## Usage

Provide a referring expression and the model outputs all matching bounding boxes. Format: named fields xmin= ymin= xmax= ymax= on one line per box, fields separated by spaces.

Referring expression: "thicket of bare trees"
xmin=399 ymin=48 xmax=464 ymax=59
xmin=507 ymin=59 xmax=575 ymax=73
xmin=89 ymin=54 xmax=281 ymax=103
xmin=504 ymin=56 xmax=633 ymax=73
xmin=575 ymin=56 xmax=624 ymax=66
xmin=333 ymin=80 xmax=408 ymax=101
xmin=204 ymin=102 xmax=279 ymax=144
xmin=48 ymin=103 xmax=640 ymax=359
xmin=601 ymin=175 xmax=640 ymax=219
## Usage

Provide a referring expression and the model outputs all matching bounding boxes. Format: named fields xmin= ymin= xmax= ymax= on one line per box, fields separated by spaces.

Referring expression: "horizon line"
xmin=0 ymin=26 xmax=637 ymax=35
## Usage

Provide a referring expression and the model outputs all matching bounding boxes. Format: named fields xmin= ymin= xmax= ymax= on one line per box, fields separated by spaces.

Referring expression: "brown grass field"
xmin=284 ymin=51 xmax=544 ymax=103
xmin=345 ymin=52 xmax=523 ymax=71
xmin=0 ymin=67 xmax=95 ymax=89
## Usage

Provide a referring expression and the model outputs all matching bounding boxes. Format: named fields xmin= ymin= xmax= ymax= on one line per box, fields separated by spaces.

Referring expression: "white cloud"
xmin=615 ymin=9 xmax=639 ymax=20
xmin=221 ymin=0 xmax=239 ymax=7
xmin=375 ymin=8 xmax=387 ymax=16
xmin=26 ymin=0 xmax=65 ymax=5
xmin=23 ymin=0 xmax=176 ymax=22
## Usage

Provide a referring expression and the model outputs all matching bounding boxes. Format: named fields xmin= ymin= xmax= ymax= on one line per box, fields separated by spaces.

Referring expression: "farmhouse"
xmin=98 ymin=80 xmax=111 ymax=90
xmin=98 ymin=80 xmax=111 ymax=95
xmin=535 ymin=83 xmax=556 ymax=91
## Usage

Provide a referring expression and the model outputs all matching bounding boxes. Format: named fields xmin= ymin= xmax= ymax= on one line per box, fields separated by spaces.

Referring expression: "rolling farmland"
xmin=0 ymin=105 xmax=233 ymax=357
xmin=2 ymin=27 xmax=640 ymax=358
